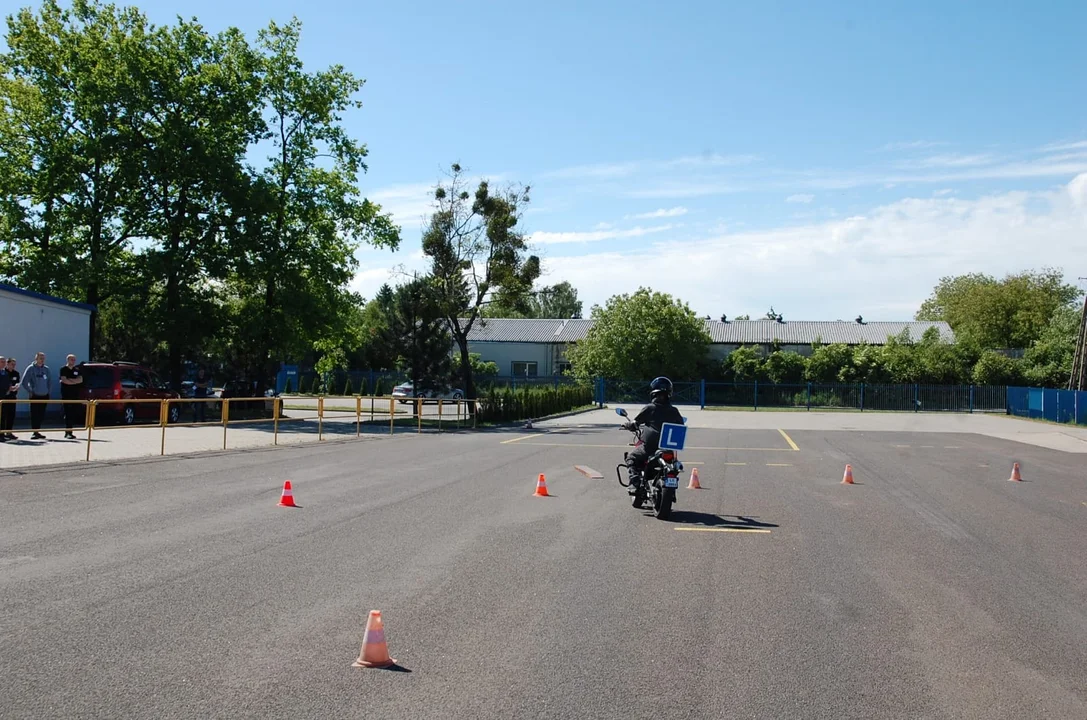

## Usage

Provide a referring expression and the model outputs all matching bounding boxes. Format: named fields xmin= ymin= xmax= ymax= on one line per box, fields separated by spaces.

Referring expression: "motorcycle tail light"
xmin=661 ymin=451 xmax=675 ymax=462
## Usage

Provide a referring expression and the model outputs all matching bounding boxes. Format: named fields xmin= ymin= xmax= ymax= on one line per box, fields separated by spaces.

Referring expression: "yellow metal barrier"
xmin=0 ymin=393 xmax=490 ymax=467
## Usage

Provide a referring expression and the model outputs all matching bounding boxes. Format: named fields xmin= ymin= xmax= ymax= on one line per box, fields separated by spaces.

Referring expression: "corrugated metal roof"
xmin=462 ymin=318 xmax=568 ymax=343
xmin=464 ymin=317 xmax=954 ymax=345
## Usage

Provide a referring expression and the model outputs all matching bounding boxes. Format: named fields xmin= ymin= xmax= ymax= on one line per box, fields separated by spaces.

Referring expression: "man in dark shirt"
xmin=0 ymin=356 xmax=9 ymax=442
xmin=3 ymin=357 xmax=19 ymax=440
xmin=59 ymin=354 xmax=85 ymax=440
xmin=623 ymin=376 xmax=685 ymax=496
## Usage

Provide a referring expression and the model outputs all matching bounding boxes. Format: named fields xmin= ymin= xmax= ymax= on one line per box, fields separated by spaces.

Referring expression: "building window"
xmin=556 ymin=362 xmax=572 ymax=375
xmin=512 ymin=361 xmax=538 ymax=378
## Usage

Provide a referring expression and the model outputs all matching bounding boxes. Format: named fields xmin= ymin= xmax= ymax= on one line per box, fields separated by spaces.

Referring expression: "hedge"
xmin=477 ymin=384 xmax=594 ymax=423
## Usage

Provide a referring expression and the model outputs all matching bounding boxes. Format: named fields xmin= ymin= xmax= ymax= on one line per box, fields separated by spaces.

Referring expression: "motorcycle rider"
xmin=623 ymin=376 xmax=685 ymax=496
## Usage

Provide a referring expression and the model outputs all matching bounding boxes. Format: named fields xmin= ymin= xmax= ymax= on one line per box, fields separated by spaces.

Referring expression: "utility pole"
xmin=1070 ymin=278 xmax=1087 ymax=392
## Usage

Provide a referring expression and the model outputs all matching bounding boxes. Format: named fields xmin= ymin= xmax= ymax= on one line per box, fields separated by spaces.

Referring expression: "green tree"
xmin=454 ymin=352 xmax=499 ymax=380
xmin=1022 ymin=304 xmax=1081 ymax=387
xmin=567 ymin=287 xmax=711 ymax=380
xmin=916 ymin=268 xmax=1079 ymax=350
xmin=225 ymin=18 xmax=399 ymax=388
xmin=349 ymin=286 xmax=400 ymax=371
xmin=973 ymin=351 xmax=1024 ymax=386
xmin=384 ymin=277 xmax=452 ymax=393
xmin=421 ymin=163 xmax=540 ymax=405
xmin=485 ymin=280 xmax=583 ymax=319
xmin=805 ymin=343 xmax=854 ymax=383
xmin=764 ymin=350 xmax=806 ymax=384
xmin=0 ymin=0 xmax=151 ymax=350
xmin=723 ymin=345 xmax=764 ymax=381
xmin=133 ymin=17 xmax=264 ymax=386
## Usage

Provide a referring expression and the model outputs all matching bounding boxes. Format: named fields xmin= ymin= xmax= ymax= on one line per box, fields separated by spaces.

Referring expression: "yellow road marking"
xmin=1082 ymin=502 xmax=1086 ymax=507
xmin=920 ymin=445 xmax=935 ymax=449
xmin=500 ymin=434 xmax=536 ymax=445
xmin=723 ymin=462 xmax=748 ymax=466
xmin=766 ymin=463 xmax=793 ymax=467
xmin=945 ymin=446 xmax=961 ymax=449
xmin=894 ymin=444 xmax=911 ymax=448
xmin=778 ymin=429 xmax=800 ymax=452
xmin=675 ymin=527 xmax=772 ymax=534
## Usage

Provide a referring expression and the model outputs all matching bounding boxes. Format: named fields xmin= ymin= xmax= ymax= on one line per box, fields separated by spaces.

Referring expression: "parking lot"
xmin=2 ymin=409 xmax=1086 ymax=718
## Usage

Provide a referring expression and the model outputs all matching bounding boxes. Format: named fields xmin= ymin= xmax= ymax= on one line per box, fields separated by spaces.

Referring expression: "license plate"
xmin=664 ymin=476 xmax=679 ymax=488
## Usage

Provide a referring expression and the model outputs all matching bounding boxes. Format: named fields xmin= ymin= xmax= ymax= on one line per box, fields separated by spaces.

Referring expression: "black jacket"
xmin=629 ymin=398 xmax=685 ymax=452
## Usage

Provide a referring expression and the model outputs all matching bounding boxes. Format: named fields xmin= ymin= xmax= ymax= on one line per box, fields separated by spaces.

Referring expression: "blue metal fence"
xmin=603 ymin=380 xmax=1008 ymax=413
xmin=284 ymin=367 xmax=1087 ymax=427
xmin=1006 ymin=386 xmax=1087 ymax=425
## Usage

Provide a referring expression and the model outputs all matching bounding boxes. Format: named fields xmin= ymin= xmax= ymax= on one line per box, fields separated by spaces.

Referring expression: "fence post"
xmin=914 ymin=384 xmax=920 ymax=412
xmin=222 ymin=399 xmax=230 ymax=450
xmin=318 ymin=396 xmax=324 ymax=441
xmin=86 ymin=401 xmax=96 ymax=462
xmin=860 ymin=384 xmax=865 ymax=412
xmin=969 ymin=385 xmax=975 ymax=414
xmin=700 ymin=379 xmax=706 ymax=409
xmin=806 ymin=383 xmax=811 ymax=411
xmin=754 ymin=380 xmax=759 ymax=411
xmin=274 ymin=398 xmax=280 ymax=445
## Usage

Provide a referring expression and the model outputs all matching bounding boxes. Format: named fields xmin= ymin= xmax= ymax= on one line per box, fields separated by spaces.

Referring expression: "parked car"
xmin=77 ymin=362 xmax=182 ymax=425
xmin=391 ymin=381 xmax=465 ymax=404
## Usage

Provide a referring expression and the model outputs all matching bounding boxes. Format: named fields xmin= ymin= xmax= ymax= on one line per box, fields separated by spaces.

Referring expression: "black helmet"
xmin=649 ymin=376 xmax=673 ymax=399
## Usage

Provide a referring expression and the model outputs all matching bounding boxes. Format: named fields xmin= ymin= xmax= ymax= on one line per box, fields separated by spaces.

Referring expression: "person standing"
xmin=21 ymin=352 xmax=50 ymax=440
xmin=59 ymin=354 xmax=85 ymax=440
xmin=193 ymin=368 xmax=211 ymax=423
xmin=2 ymin=357 xmax=18 ymax=440
xmin=0 ymin=356 xmax=9 ymax=442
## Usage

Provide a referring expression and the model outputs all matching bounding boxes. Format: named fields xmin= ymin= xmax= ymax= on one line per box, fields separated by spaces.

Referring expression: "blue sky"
xmin=47 ymin=0 xmax=1087 ymax=317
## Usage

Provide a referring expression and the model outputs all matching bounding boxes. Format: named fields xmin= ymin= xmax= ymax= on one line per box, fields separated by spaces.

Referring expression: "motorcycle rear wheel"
xmin=654 ymin=488 xmax=673 ymax=520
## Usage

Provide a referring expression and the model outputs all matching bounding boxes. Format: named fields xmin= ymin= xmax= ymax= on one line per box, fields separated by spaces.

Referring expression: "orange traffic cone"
xmin=534 ymin=473 xmax=550 ymax=497
xmin=687 ymin=467 xmax=702 ymax=489
xmin=841 ymin=465 xmax=855 ymax=485
xmin=278 ymin=480 xmax=297 ymax=507
xmin=1008 ymin=463 xmax=1022 ymax=482
xmin=353 ymin=610 xmax=396 ymax=668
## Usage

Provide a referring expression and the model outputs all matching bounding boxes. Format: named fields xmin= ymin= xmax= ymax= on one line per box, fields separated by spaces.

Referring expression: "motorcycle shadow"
xmin=661 ymin=510 xmax=778 ymax=529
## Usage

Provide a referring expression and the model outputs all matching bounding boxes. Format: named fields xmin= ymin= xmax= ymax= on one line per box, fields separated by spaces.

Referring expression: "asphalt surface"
xmin=2 ymin=419 xmax=1086 ymax=719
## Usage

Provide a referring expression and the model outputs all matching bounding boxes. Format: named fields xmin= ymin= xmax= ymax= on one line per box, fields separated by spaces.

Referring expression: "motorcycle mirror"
xmin=682 ymin=417 xmax=688 ymax=424
xmin=615 ymin=408 xmax=628 ymax=417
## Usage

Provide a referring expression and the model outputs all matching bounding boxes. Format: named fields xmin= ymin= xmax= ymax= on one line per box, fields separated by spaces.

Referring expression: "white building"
xmin=464 ymin=317 xmax=955 ymax=378
xmin=0 ymin=284 xmax=94 ymax=412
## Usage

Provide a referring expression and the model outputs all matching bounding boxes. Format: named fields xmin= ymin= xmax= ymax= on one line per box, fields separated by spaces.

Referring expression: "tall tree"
xmin=916 ymin=268 xmax=1080 ymax=350
xmin=0 ymin=0 xmax=151 ymax=349
xmin=384 ymin=277 xmax=452 ymax=393
xmin=131 ymin=18 xmax=264 ymax=386
xmin=226 ymin=18 xmax=399 ymax=388
xmin=566 ymin=287 xmax=711 ymax=381
xmin=484 ymin=280 xmax=583 ymax=318
xmin=421 ymin=163 xmax=540 ymax=405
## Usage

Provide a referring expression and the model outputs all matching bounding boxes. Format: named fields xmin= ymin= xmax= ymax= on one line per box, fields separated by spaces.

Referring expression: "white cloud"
xmin=786 ymin=194 xmax=814 ymax=204
xmin=366 ymin=182 xmax=435 ymax=231
xmin=543 ymin=154 xmax=757 ymax=181
xmin=532 ymin=173 xmax=1087 ymax=319
xmin=627 ymin=206 xmax=689 ymax=219
xmin=934 ymin=188 xmax=955 ymax=196
xmin=528 ymin=224 xmax=675 ymax=245
xmin=1041 ymin=140 xmax=1087 ymax=153
xmin=878 ymin=140 xmax=948 ymax=152
xmin=541 ymin=161 xmax=643 ymax=180
xmin=895 ymin=153 xmax=997 ymax=169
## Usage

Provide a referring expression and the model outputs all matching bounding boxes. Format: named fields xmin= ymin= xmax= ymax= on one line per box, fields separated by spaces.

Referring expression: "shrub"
xmin=477 ymin=384 xmax=595 ymax=423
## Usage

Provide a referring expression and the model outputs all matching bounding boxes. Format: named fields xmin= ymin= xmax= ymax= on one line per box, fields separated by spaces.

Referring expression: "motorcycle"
xmin=613 ymin=407 xmax=684 ymax=520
